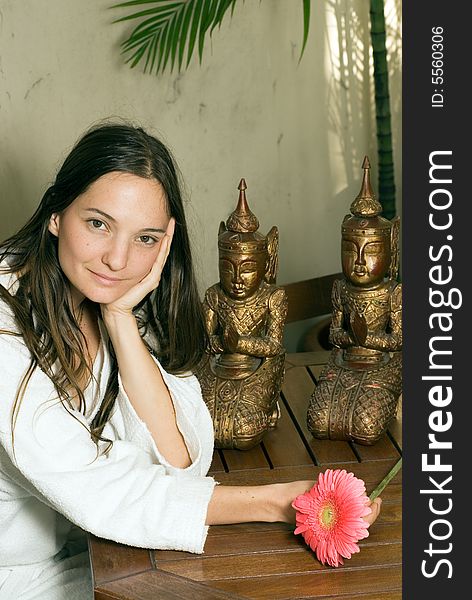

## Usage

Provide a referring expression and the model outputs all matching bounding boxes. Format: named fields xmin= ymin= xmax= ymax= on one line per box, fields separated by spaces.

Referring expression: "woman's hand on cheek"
xmin=101 ymin=218 xmax=175 ymax=319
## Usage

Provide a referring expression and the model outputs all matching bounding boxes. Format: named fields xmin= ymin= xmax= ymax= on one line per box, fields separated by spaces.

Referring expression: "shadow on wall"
xmin=282 ymin=0 xmax=401 ymax=353
xmin=325 ymin=0 xmax=401 ymax=202
xmin=326 ymin=0 xmax=372 ymax=188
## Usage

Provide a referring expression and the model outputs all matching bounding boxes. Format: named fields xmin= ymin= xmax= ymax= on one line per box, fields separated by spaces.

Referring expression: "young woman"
xmin=0 ymin=123 xmax=381 ymax=599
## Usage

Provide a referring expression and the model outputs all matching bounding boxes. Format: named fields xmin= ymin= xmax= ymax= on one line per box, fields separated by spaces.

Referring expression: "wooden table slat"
xmin=158 ymin=543 xmax=402 ymax=582
xmin=220 ymin=443 xmax=269 ymax=471
xmin=209 ymin=449 xmax=227 ymax=474
xmin=210 ymin=565 xmax=402 ymax=600
xmin=89 ymin=537 xmax=153 ymax=586
xmin=155 ymin=520 xmax=401 ymax=564
xmin=96 ymin=569 xmax=246 ymax=600
xmin=353 ymin=434 xmax=401 ymax=461
xmin=260 ymin=399 xmax=316 ymax=468
xmin=314 ymin=592 xmax=402 ymax=600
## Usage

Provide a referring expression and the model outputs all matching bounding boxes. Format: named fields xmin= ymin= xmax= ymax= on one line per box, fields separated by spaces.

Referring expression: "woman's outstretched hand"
xmin=274 ymin=481 xmax=382 ymax=527
xmin=206 ymin=481 xmax=382 ymax=529
xmin=101 ymin=218 xmax=175 ymax=318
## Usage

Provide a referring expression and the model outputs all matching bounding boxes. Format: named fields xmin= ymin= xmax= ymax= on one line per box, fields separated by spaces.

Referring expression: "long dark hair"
xmin=0 ymin=123 xmax=206 ymax=445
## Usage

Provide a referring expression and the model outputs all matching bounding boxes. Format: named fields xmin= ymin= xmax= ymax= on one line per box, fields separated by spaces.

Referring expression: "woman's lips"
xmin=89 ymin=270 xmax=123 ymax=285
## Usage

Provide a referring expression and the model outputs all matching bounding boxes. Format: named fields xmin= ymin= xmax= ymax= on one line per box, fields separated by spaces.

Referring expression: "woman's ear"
xmin=48 ymin=213 xmax=60 ymax=237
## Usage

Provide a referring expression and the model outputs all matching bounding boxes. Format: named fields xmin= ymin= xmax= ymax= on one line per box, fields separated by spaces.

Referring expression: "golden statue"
xmin=197 ymin=180 xmax=288 ymax=450
xmin=307 ymin=157 xmax=402 ymax=445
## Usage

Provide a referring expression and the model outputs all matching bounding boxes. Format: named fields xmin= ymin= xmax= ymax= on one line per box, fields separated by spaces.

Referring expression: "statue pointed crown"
xmin=218 ymin=179 xmax=267 ymax=254
xmin=342 ymin=156 xmax=391 ymax=238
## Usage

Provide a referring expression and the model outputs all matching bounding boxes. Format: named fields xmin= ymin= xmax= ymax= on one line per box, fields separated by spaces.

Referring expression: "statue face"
xmin=219 ymin=252 xmax=266 ymax=300
xmin=342 ymin=234 xmax=390 ymax=287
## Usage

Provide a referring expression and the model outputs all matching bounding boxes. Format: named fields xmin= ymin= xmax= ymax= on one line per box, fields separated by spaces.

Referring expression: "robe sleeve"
xmin=0 ymin=305 xmax=217 ymax=554
xmin=110 ymin=356 xmax=215 ymax=478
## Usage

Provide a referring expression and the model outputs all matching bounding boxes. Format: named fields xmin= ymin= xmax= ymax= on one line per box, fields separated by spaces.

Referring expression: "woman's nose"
xmin=102 ymin=239 xmax=129 ymax=271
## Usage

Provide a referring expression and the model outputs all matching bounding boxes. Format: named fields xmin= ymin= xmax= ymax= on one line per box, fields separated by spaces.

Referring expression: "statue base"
xmin=307 ymin=348 xmax=402 ymax=445
xmin=197 ymin=352 xmax=285 ymax=450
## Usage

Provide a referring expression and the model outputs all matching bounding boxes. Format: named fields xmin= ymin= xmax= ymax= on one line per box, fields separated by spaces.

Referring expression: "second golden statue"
xmin=307 ymin=157 xmax=402 ymax=445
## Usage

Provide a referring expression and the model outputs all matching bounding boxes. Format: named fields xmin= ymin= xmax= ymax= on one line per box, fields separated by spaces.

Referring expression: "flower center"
xmin=319 ymin=502 xmax=337 ymax=529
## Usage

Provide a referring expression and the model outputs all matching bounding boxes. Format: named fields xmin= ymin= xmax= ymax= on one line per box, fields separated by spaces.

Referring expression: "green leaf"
xmin=161 ymin=10 xmax=178 ymax=71
xmin=113 ymin=4 xmax=181 ymax=23
xmin=144 ymin=29 xmax=160 ymax=72
xmin=127 ymin=43 xmax=148 ymax=68
xmin=112 ymin=0 xmax=236 ymax=74
xmin=299 ymin=0 xmax=311 ymax=62
xmin=110 ymin=0 xmax=245 ymax=76
xmin=122 ymin=12 xmax=176 ymax=37
xmin=211 ymin=0 xmax=235 ymax=34
xmin=149 ymin=30 xmax=160 ymax=74
xmin=156 ymin=19 xmax=170 ymax=73
xmin=178 ymin=1 xmax=195 ymax=70
xmin=170 ymin=3 xmax=186 ymax=70
xmin=112 ymin=0 xmax=313 ymax=76
xmin=122 ymin=34 xmax=155 ymax=53
xmin=112 ymin=0 xmax=172 ymax=7
xmin=186 ymin=0 xmax=204 ymax=68
xmin=198 ymin=0 xmax=214 ymax=62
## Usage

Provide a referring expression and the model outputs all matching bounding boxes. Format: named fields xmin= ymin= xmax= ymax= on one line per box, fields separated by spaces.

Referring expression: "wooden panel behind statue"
xmin=307 ymin=157 xmax=402 ymax=445
xmin=197 ymin=179 xmax=288 ymax=450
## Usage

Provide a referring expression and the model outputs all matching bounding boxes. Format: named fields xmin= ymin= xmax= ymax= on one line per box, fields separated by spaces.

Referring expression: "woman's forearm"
xmin=206 ymin=481 xmax=314 ymax=525
xmin=206 ymin=481 xmax=382 ymax=527
xmin=102 ymin=310 xmax=191 ymax=468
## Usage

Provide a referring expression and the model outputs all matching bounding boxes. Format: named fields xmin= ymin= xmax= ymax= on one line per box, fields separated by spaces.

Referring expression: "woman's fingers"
xmin=364 ymin=497 xmax=382 ymax=526
xmin=140 ymin=218 xmax=175 ymax=289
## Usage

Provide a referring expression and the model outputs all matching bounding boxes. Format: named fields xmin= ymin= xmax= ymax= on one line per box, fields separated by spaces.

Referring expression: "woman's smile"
xmin=88 ymin=269 xmax=126 ymax=285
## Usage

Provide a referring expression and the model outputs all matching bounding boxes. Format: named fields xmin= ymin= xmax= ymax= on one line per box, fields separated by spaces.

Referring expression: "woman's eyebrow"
xmin=84 ymin=208 xmax=166 ymax=233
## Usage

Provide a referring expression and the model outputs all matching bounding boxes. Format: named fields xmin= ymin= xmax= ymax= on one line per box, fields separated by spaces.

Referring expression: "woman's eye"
xmin=139 ymin=235 xmax=157 ymax=245
xmin=89 ymin=219 xmax=105 ymax=229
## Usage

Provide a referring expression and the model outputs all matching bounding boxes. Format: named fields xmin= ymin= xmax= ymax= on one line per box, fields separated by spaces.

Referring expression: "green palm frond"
xmin=111 ymin=0 xmax=238 ymax=75
xmin=300 ymin=0 xmax=311 ymax=62
xmin=111 ymin=0 xmax=312 ymax=75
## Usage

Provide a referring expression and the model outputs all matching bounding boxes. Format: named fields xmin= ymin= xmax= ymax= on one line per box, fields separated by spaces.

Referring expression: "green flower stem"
xmin=369 ymin=457 xmax=402 ymax=501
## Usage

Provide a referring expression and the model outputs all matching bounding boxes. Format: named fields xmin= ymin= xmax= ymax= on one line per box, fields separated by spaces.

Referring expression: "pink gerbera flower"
xmin=292 ymin=469 xmax=372 ymax=567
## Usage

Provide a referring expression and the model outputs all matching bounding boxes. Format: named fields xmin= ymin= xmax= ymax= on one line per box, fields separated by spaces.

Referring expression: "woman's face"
xmin=48 ymin=172 xmax=170 ymax=307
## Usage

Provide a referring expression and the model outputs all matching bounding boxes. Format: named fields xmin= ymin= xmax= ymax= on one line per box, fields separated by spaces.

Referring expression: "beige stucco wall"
xmin=0 ymin=0 xmax=401 ymax=349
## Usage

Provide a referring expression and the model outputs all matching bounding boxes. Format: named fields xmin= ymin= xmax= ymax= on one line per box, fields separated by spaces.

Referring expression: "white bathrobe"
xmin=0 ymin=266 xmax=216 ymax=599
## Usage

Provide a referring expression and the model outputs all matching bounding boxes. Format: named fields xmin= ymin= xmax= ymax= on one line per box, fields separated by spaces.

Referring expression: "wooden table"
xmin=89 ymin=350 xmax=402 ymax=599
